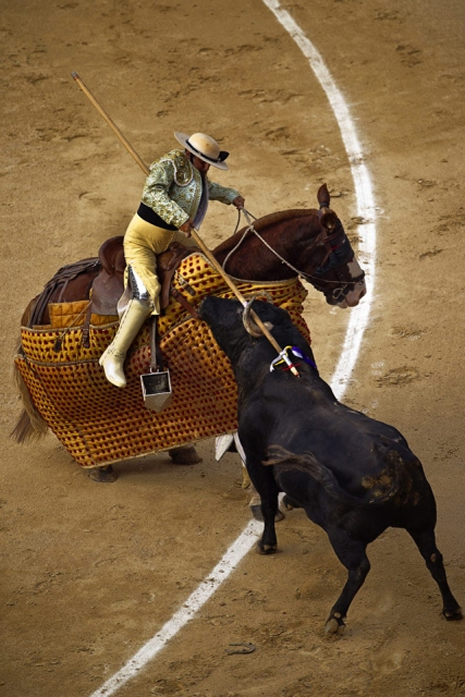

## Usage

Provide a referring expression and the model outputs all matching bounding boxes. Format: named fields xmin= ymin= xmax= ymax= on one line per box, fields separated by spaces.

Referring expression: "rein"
xmin=221 ymin=208 xmax=258 ymax=272
xmin=223 ymin=208 xmax=352 ymax=288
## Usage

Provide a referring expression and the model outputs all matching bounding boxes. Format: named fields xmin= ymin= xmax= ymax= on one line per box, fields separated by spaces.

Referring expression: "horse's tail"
xmin=11 ymin=343 xmax=48 ymax=444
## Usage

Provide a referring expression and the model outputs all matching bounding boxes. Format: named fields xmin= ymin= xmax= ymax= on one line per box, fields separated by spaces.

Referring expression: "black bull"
xmin=198 ymin=296 xmax=462 ymax=634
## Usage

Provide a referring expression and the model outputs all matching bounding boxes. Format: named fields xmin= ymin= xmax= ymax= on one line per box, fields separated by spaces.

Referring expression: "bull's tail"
xmin=265 ymin=445 xmax=402 ymax=507
xmin=11 ymin=349 xmax=48 ymax=444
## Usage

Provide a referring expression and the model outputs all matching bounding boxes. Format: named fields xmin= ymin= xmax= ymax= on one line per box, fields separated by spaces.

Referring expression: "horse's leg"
xmin=168 ymin=445 xmax=202 ymax=465
xmin=87 ymin=465 xmax=118 ymax=483
xmin=406 ymin=527 xmax=462 ymax=621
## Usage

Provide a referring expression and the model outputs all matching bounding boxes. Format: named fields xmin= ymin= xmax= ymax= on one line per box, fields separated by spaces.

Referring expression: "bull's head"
xmin=198 ymin=296 xmax=306 ymax=368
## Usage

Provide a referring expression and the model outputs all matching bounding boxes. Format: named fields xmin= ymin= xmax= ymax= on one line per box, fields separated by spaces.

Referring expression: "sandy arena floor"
xmin=1 ymin=1 xmax=464 ymax=695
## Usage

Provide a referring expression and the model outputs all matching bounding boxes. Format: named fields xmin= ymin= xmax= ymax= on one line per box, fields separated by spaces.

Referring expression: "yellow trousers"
xmin=123 ymin=213 xmax=197 ymax=315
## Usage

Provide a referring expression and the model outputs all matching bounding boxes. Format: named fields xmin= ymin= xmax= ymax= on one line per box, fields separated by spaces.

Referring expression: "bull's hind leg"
xmin=407 ymin=527 xmax=462 ymax=621
xmin=324 ymin=528 xmax=371 ymax=636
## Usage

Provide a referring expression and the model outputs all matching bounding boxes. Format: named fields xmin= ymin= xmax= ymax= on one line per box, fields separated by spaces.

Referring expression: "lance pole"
xmin=72 ymin=72 xmax=149 ymax=176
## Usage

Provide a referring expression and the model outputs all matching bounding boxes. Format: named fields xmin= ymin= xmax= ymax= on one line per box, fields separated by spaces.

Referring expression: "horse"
xmin=12 ymin=184 xmax=366 ymax=487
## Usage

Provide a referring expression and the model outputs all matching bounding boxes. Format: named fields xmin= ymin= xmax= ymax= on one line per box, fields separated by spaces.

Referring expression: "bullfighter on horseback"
xmin=99 ymin=131 xmax=245 ymax=388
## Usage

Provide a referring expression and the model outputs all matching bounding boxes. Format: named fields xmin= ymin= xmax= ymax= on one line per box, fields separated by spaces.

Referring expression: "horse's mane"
xmin=252 ymin=209 xmax=316 ymax=232
xmin=215 ymin=208 xmax=317 ymax=254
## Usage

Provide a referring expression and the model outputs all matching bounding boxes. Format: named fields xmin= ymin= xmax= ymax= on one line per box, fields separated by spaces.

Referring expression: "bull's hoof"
xmin=250 ymin=504 xmax=285 ymax=523
xmin=443 ymin=606 xmax=463 ymax=621
xmin=324 ymin=614 xmax=346 ymax=637
xmin=282 ymin=494 xmax=301 ymax=511
xmin=257 ymin=541 xmax=277 ymax=555
xmin=87 ymin=465 xmax=118 ymax=483
xmin=168 ymin=445 xmax=202 ymax=465
xmin=282 ymin=497 xmax=294 ymax=511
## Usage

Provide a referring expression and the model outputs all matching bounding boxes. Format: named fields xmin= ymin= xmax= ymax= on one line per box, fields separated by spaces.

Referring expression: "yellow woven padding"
xmin=90 ymin=313 xmax=118 ymax=326
xmin=158 ymin=253 xmax=310 ymax=339
xmin=15 ymin=253 xmax=310 ymax=468
xmin=49 ymin=300 xmax=90 ymax=328
xmin=49 ymin=300 xmax=118 ymax=328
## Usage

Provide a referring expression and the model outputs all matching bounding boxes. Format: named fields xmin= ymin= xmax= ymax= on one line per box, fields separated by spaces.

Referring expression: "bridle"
xmin=223 ymin=208 xmax=365 ymax=303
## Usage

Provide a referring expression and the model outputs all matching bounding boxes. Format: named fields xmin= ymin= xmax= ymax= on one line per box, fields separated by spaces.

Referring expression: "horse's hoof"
xmin=168 ymin=445 xmax=202 ymax=465
xmin=443 ymin=606 xmax=463 ymax=621
xmin=87 ymin=465 xmax=118 ymax=483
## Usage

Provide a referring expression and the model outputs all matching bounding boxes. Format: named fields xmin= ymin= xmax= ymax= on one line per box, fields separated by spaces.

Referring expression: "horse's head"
xmin=309 ymin=217 xmax=366 ymax=308
xmin=213 ymin=183 xmax=366 ymax=308
xmin=301 ymin=184 xmax=366 ymax=308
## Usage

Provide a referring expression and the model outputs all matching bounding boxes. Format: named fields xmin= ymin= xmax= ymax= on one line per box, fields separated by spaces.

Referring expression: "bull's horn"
xmin=242 ymin=298 xmax=273 ymax=337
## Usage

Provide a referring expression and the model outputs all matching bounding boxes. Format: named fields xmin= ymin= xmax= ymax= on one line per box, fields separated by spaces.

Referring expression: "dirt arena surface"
xmin=2 ymin=1 xmax=464 ymax=695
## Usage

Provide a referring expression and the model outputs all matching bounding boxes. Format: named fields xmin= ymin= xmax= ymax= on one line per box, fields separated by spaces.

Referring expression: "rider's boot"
xmin=99 ymin=298 xmax=152 ymax=388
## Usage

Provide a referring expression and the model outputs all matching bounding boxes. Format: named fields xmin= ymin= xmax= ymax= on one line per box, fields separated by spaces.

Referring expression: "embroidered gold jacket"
xmin=141 ymin=149 xmax=240 ymax=228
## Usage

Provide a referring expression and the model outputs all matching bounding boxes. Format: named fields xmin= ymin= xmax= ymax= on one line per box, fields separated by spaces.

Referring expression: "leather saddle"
xmin=28 ymin=236 xmax=201 ymax=335
xmin=91 ymin=235 xmax=199 ymax=316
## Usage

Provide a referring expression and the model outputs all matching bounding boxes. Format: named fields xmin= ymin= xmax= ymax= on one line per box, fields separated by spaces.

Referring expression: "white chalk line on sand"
xmin=89 ymin=521 xmax=263 ymax=697
xmin=89 ymin=3 xmax=377 ymax=695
